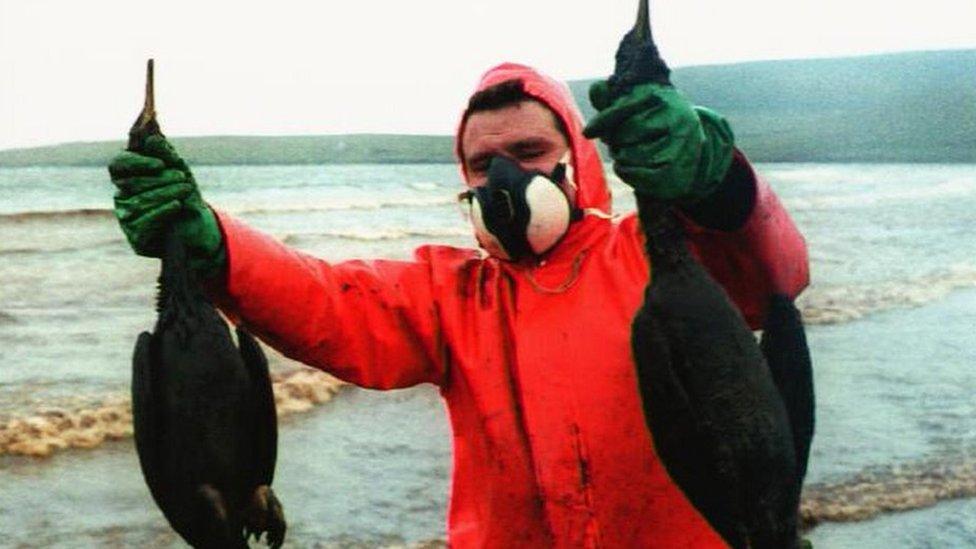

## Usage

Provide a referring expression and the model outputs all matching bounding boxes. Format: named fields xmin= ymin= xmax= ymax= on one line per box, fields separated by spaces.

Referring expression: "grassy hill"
xmin=569 ymin=49 xmax=976 ymax=163
xmin=2 ymin=49 xmax=973 ymax=167
xmin=0 ymin=134 xmax=456 ymax=167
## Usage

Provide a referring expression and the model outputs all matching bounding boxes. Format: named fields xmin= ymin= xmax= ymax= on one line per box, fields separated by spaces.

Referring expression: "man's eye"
xmin=519 ymin=150 xmax=544 ymax=160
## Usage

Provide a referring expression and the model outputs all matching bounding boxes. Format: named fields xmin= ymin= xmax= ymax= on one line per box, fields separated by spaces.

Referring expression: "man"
xmin=110 ymin=63 xmax=808 ymax=547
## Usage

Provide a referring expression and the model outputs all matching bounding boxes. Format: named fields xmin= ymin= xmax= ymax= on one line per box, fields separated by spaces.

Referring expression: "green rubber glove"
xmin=109 ymin=135 xmax=226 ymax=279
xmin=583 ymin=81 xmax=735 ymax=203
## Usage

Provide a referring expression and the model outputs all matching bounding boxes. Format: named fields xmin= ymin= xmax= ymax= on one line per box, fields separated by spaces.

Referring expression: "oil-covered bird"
xmin=608 ymin=2 xmax=805 ymax=547
xmin=631 ymin=204 xmax=802 ymax=548
xmin=761 ymin=293 xmax=816 ymax=498
xmin=128 ymin=59 xmax=287 ymax=548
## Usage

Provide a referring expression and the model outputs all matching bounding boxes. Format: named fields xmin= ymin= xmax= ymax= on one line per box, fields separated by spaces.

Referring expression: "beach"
xmin=1 ymin=162 xmax=975 ymax=547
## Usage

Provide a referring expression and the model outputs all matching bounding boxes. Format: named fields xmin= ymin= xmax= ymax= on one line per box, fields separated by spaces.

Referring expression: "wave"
xmin=798 ymin=265 xmax=976 ymax=325
xmin=0 ymin=237 xmax=122 ymax=256
xmin=282 ymin=226 xmax=471 ymax=244
xmin=0 ymin=208 xmax=113 ymax=222
xmin=0 ymin=395 xmax=133 ymax=457
xmin=0 ymin=195 xmax=459 ymax=224
xmin=231 ymin=195 xmax=457 ymax=216
xmin=0 ymin=368 xmax=345 ymax=458
xmin=408 ymin=182 xmax=441 ymax=191
xmin=785 ymin=177 xmax=976 ymax=211
xmin=800 ymin=455 xmax=976 ymax=529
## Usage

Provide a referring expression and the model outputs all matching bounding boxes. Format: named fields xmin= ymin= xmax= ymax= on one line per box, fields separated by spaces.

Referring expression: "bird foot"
xmin=243 ymin=485 xmax=286 ymax=549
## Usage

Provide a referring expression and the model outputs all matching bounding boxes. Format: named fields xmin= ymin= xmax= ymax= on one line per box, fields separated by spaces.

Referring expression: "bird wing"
xmin=760 ymin=294 xmax=815 ymax=489
xmin=132 ymin=331 xmax=167 ymax=508
xmin=632 ymin=305 xmax=746 ymax=548
xmin=237 ymin=326 xmax=278 ymax=486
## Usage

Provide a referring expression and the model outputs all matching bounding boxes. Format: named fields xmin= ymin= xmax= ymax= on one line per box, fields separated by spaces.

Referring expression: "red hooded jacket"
xmin=210 ymin=64 xmax=809 ymax=548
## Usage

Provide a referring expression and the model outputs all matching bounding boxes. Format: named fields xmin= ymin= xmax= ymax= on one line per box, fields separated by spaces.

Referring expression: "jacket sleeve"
xmin=206 ymin=211 xmax=446 ymax=389
xmin=680 ymin=150 xmax=810 ymax=329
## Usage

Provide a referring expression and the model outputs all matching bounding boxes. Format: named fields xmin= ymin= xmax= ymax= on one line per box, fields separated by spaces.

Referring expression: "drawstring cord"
xmin=524 ymin=251 xmax=587 ymax=294
xmin=583 ymin=208 xmax=617 ymax=220
xmin=521 ymin=209 xmax=613 ymax=294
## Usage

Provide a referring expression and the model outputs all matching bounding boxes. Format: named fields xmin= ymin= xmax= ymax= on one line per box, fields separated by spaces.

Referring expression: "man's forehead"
xmin=462 ymin=100 xmax=566 ymax=153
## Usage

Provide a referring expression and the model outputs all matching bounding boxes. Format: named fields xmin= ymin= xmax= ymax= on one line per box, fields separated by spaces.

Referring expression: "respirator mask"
xmin=458 ymin=154 xmax=582 ymax=261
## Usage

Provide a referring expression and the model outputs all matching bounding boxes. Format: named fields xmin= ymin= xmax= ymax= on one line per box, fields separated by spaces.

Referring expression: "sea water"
xmin=0 ymin=162 xmax=974 ymax=547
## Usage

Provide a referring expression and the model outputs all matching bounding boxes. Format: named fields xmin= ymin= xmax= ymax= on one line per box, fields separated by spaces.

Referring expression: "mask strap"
xmin=558 ymin=152 xmax=578 ymax=193
xmin=558 ymin=152 xmax=616 ymax=222
xmin=582 ymin=207 xmax=617 ymax=220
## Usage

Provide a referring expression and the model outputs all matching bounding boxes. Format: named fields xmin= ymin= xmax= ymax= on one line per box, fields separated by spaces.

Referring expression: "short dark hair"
xmin=463 ymin=79 xmax=569 ymax=141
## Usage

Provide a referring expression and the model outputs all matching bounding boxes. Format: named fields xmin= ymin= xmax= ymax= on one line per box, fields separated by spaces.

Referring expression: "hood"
xmin=455 ymin=63 xmax=612 ymax=215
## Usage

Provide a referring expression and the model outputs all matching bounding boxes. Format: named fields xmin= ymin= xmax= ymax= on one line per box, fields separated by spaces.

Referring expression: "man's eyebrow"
xmin=508 ymin=138 xmax=551 ymax=152
xmin=466 ymin=152 xmax=492 ymax=169
xmin=466 ymin=137 xmax=554 ymax=169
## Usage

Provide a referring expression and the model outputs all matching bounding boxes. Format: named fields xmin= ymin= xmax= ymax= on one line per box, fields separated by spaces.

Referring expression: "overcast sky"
xmin=1 ymin=0 xmax=974 ymax=150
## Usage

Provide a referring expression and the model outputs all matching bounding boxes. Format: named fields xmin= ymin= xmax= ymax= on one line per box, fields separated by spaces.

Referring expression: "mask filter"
xmin=460 ymin=155 xmax=581 ymax=261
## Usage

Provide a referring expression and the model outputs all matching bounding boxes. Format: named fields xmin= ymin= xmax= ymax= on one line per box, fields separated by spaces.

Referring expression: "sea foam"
xmin=0 ymin=367 xmax=345 ymax=458
xmin=801 ymin=455 xmax=976 ymax=528
xmin=798 ymin=265 xmax=976 ymax=325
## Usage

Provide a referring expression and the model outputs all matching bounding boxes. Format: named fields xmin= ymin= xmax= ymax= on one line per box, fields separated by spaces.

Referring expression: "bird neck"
xmin=636 ymin=195 xmax=690 ymax=269
xmin=156 ymin=227 xmax=204 ymax=328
